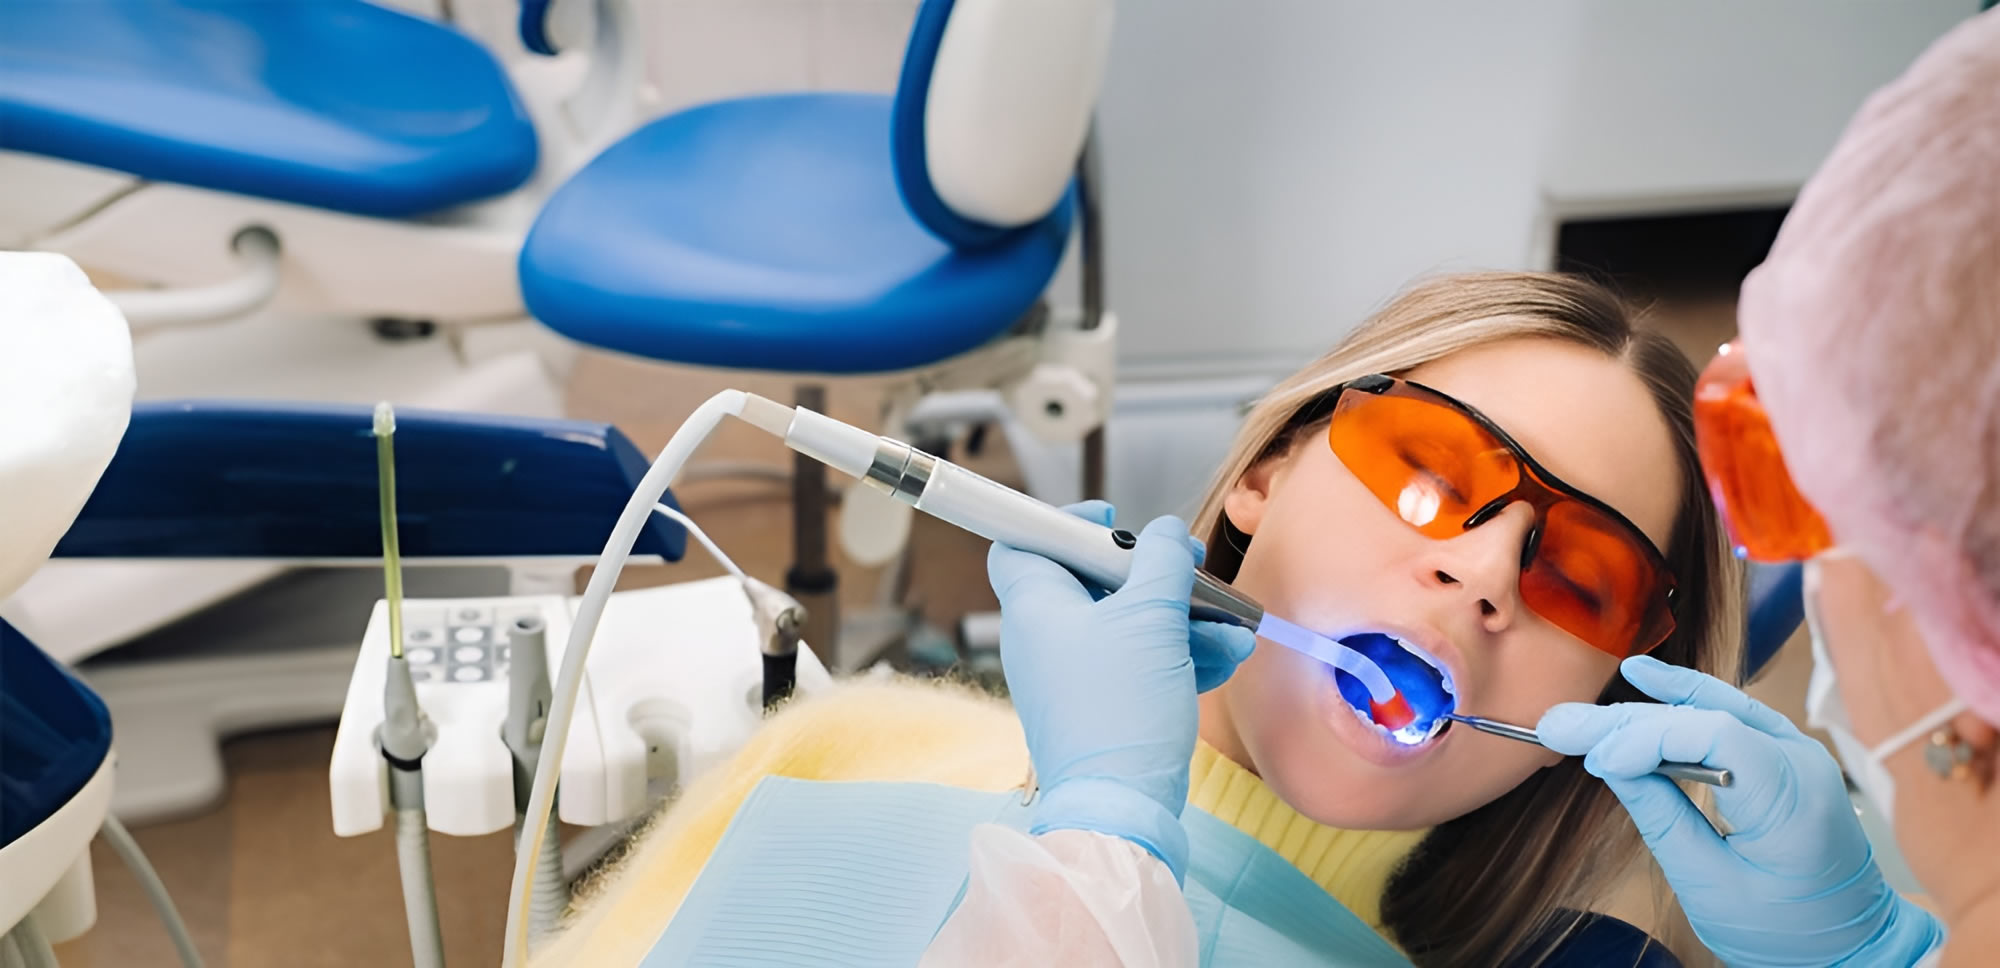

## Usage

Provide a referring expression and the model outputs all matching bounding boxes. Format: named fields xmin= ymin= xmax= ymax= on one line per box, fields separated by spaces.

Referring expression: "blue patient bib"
xmin=644 ymin=778 xmax=1411 ymax=967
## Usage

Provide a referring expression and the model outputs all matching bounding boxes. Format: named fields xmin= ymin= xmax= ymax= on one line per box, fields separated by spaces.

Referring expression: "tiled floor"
xmin=54 ymin=299 xmax=1815 ymax=967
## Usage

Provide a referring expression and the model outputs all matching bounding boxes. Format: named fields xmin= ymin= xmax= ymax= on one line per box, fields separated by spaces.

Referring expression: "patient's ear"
xmin=1222 ymin=454 xmax=1283 ymax=537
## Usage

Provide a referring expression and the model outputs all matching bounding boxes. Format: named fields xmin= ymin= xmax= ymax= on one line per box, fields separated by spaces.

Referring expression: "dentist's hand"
xmin=989 ymin=502 xmax=1257 ymax=884
xmin=1538 ymin=656 xmax=1943 ymax=968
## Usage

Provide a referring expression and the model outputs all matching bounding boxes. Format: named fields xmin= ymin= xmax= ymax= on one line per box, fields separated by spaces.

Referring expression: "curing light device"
xmin=734 ymin=395 xmax=1446 ymax=744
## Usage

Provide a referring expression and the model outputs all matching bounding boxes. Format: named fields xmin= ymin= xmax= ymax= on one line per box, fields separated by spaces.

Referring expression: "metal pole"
xmin=1077 ymin=125 xmax=1109 ymax=500
xmin=787 ymin=385 xmax=841 ymax=663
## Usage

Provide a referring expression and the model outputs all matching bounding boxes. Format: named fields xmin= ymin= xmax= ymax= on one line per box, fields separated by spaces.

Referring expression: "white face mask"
xmin=1803 ymin=554 xmax=1966 ymax=825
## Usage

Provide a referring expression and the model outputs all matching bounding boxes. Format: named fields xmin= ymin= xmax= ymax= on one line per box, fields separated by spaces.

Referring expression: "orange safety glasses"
xmin=1692 ymin=341 xmax=1833 ymax=562
xmin=1288 ymin=374 xmax=1679 ymax=658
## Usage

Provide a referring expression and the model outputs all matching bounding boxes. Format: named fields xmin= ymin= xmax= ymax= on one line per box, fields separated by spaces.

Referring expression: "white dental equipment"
xmin=499 ymin=391 xmax=1398 ymax=966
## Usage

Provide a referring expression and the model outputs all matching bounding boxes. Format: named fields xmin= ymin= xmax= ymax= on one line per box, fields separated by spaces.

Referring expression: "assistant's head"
xmin=1191 ymin=271 xmax=1741 ymax=962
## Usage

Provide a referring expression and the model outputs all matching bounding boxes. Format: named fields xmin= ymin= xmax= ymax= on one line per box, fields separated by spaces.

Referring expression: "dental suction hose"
xmin=503 ymin=390 xmax=757 ymax=968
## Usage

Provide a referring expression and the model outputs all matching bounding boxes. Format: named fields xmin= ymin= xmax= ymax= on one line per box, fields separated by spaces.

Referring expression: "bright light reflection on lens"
xmin=1397 ymin=480 xmax=1442 ymax=527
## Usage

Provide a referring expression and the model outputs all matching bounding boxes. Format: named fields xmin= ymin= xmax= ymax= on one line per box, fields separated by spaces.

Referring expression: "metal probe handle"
xmin=1448 ymin=714 xmax=1733 ymax=787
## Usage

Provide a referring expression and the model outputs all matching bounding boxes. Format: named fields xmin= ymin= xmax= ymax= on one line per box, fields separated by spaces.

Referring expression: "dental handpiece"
xmin=736 ymin=396 xmax=1398 ymax=704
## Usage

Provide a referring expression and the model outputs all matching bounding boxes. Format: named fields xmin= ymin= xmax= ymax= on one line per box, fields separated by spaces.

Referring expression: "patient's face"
xmin=1204 ymin=337 xmax=1681 ymax=829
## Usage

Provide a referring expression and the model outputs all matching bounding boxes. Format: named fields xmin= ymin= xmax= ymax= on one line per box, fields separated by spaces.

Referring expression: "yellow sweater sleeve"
xmin=532 ymin=678 xmax=1030 ymax=967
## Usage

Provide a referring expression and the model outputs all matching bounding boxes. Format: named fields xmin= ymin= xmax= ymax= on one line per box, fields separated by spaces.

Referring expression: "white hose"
xmin=101 ymin=815 xmax=206 ymax=968
xmin=6 ymin=916 xmax=54 ymax=968
xmin=651 ymin=503 xmax=747 ymax=584
xmin=519 ymin=815 xmax=569 ymax=939
xmin=396 ymin=807 xmax=446 ymax=968
xmin=108 ymin=228 xmax=281 ymax=333
xmin=502 ymin=389 xmax=748 ymax=968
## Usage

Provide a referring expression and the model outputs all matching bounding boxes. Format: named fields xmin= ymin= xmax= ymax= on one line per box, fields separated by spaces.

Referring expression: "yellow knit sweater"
xmin=534 ymin=679 xmax=1427 ymax=966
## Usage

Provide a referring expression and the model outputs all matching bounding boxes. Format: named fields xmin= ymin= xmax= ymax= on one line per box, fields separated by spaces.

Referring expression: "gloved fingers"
xmin=1115 ymin=516 xmax=1200 ymax=603
xmin=1535 ymin=701 xmax=1623 ymax=755
xmin=1059 ymin=500 xmax=1117 ymax=528
xmin=1573 ymin=705 xmax=1774 ymax=781
xmin=987 ymin=540 xmax=1095 ymax=611
xmin=1542 ymin=703 xmax=1763 ymax=777
xmin=1619 ymin=655 xmax=1801 ymax=738
xmin=1600 ymin=773 xmax=1731 ymax=866
xmin=1190 ymin=622 xmax=1257 ymax=693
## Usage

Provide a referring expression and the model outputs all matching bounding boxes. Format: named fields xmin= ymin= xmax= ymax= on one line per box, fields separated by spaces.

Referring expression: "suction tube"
xmin=502 ymin=390 xmax=750 ymax=968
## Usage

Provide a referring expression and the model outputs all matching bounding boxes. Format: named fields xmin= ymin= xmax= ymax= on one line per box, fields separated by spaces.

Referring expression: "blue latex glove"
xmin=988 ymin=502 xmax=1257 ymax=884
xmin=1539 ymin=655 xmax=1945 ymax=967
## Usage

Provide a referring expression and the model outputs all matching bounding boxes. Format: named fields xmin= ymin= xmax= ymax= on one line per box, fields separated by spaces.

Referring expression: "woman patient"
xmin=534 ymin=271 xmax=1741 ymax=967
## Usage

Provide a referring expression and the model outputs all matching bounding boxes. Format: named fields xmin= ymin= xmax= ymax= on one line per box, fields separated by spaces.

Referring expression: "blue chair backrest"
xmin=51 ymin=401 xmax=684 ymax=562
xmin=891 ymin=0 xmax=1112 ymax=247
xmin=1744 ymin=560 xmax=1806 ymax=680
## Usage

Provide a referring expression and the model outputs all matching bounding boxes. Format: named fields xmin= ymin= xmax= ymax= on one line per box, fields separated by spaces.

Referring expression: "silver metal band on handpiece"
xmin=863 ymin=439 xmax=933 ymax=503
xmin=1191 ymin=572 xmax=1264 ymax=630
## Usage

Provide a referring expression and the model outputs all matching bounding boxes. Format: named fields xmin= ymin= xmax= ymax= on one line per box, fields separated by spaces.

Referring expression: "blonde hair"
xmin=1193 ymin=272 xmax=1743 ymax=967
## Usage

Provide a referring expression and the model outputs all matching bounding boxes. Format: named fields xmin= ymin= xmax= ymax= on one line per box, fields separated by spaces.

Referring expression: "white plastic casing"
xmin=329 ymin=578 xmax=832 ymax=837
xmin=925 ymin=0 xmax=1114 ymax=226
xmin=0 ymin=759 xmax=110 ymax=939
xmin=0 ymin=253 xmax=135 ymax=602
xmin=913 ymin=460 xmax=1133 ymax=590
xmin=783 ymin=407 xmax=881 ymax=480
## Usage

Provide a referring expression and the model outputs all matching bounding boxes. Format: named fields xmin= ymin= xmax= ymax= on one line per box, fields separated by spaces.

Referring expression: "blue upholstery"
xmin=1524 ymin=913 xmax=1681 ymax=968
xmin=890 ymin=0 xmax=1013 ymax=249
xmin=1745 ymin=561 xmax=1806 ymax=680
xmin=0 ymin=620 xmax=112 ymax=849
xmin=520 ymin=93 xmax=1075 ymax=373
xmin=53 ymin=402 xmax=684 ymax=562
xmin=0 ymin=0 xmax=537 ymax=218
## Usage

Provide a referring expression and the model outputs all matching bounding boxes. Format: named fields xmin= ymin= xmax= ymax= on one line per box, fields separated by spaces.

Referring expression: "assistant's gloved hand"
xmin=989 ymin=502 xmax=1256 ymax=885
xmin=1538 ymin=655 xmax=1944 ymax=968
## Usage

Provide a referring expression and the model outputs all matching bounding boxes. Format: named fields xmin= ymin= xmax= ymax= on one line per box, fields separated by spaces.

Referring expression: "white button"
xmin=452 ymin=666 xmax=484 ymax=682
xmin=407 ymin=648 xmax=437 ymax=665
xmin=453 ymin=627 xmax=484 ymax=644
xmin=408 ymin=627 xmax=437 ymax=644
xmin=453 ymin=646 xmax=484 ymax=663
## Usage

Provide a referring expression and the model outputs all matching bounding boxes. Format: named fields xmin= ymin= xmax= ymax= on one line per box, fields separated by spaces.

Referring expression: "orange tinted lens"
xmin=1328 ymin=391 xmax=1519 ymax=537
xmin=1694 ymin=345 xmax=1832 ymax=562
xmin=1521 ymin=502 xmax=1675 ymax=656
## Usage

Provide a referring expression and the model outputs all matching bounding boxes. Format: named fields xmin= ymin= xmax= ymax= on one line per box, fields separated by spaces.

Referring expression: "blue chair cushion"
xmin=0 ymin=0 xmax=537 ymax=218
xmin=520 ymin=93 xmax=1075 ymax=375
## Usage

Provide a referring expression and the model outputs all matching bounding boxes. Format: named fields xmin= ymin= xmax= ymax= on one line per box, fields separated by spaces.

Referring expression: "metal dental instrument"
xmin=1442 ymin=712 xmax=1734 ymax=787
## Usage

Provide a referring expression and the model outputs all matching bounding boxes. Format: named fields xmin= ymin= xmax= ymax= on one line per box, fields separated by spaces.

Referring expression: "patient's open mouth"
xmin=1332 ymin=633 xmax=1456 ymax=747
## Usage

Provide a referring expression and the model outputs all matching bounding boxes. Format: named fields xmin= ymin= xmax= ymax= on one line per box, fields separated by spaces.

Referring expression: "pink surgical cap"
xmin=1738 ymin=10 xmax=2000 ymax=724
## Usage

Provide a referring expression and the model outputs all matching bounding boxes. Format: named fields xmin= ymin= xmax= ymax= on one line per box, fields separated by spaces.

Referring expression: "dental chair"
xmin=517 ymin=0 xmax=1117 ymax=667
xmin=0 ymin=0 xmax=647 ymax=671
